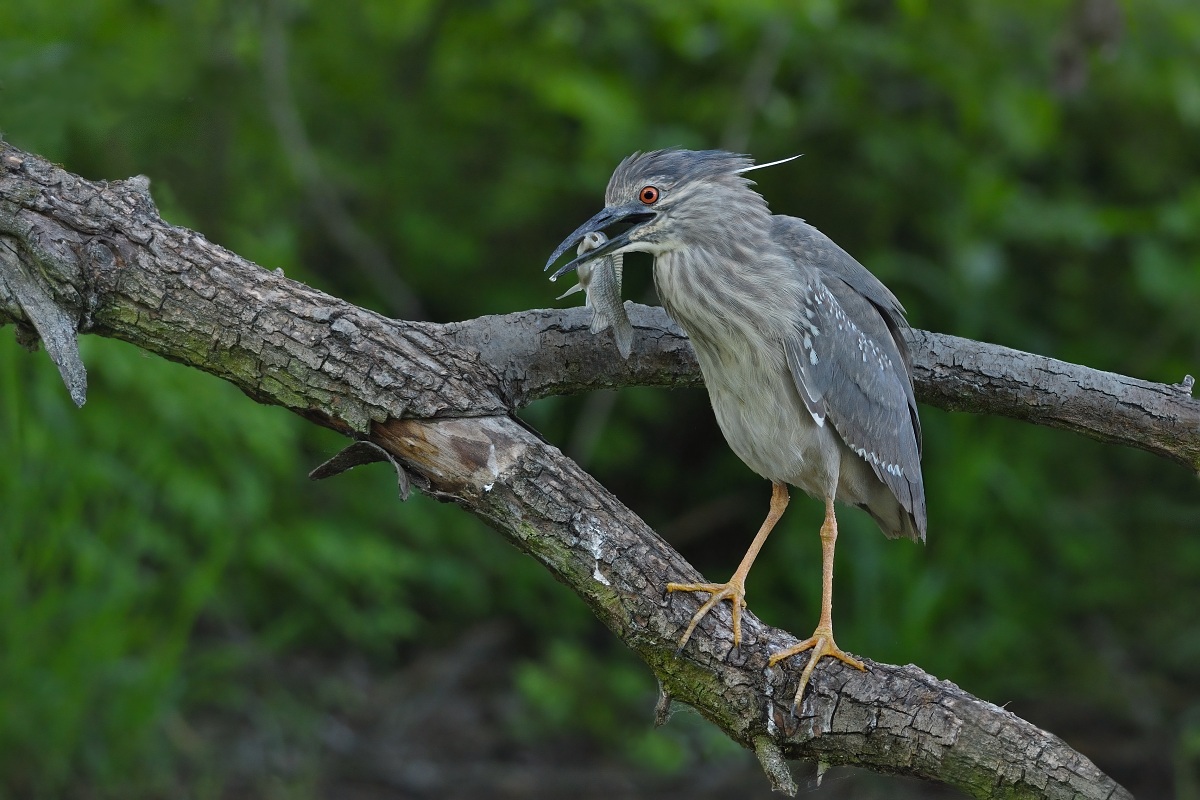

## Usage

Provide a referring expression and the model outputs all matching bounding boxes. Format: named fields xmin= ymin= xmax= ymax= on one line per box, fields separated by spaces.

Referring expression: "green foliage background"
xmin=2 ymin=1 xmax=1198 ymax=797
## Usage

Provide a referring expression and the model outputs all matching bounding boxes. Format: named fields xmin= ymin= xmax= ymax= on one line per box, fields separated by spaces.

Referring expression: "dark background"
xmin=2 ymin=1 xmax=1197 ymax=797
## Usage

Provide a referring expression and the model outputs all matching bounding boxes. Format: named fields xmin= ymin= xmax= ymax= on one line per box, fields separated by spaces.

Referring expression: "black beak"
xmin=544 ymin=204 xmax=655 ymax=281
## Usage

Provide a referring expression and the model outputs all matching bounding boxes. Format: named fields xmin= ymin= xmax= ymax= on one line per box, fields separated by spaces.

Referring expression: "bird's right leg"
xmin=667 ymin=481 xmax=789 ymax=649
xmin=768 ymin=496 xmax=865 ymax=708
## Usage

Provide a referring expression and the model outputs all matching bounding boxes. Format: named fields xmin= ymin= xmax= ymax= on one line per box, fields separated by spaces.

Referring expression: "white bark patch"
xmin=763 ymin=668 xmax=778 ymax=736
xmin=578 ymin=516 xmax=611 ymax=586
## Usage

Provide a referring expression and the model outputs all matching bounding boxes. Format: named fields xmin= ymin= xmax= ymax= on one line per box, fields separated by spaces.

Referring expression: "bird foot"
xmin=666 ymin=578 xmax=747 ymax=651
xmin=768 ymin=627 xmax=865 ymax=709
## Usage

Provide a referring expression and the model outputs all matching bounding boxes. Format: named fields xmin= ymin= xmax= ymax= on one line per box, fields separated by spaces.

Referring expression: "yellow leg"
xmin=667 ymin=482 xmax=789 ymax=649
xmin=768 ymin=495 xmax=865 ymax=708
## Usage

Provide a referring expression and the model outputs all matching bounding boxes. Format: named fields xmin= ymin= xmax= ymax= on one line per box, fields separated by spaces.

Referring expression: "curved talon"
xmin=769 ymin=628 xmax=865 ymax=709
xmin=666 ymin=579 xmax=747 ymax=649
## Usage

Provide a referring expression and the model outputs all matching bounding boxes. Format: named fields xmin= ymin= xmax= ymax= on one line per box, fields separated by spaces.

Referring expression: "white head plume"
xmin=734 ymin=154 xmax=803 ymax=174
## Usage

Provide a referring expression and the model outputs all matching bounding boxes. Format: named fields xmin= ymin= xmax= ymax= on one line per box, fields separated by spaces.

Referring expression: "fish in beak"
xmin=544 ymin=203 xmax=655 ymax=281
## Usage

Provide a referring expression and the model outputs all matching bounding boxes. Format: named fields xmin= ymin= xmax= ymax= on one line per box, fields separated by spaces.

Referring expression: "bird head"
xmin=545 ymin=149 xmax=794 ymax=280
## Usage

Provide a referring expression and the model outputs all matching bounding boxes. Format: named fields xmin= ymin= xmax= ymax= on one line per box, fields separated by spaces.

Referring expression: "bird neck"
xmin=652 ymin=237 xmax=791 ymax=361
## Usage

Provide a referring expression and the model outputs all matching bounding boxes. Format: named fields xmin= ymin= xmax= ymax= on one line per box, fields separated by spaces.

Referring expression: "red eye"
xmin=639 ymin=185 xmax=659 ymax=204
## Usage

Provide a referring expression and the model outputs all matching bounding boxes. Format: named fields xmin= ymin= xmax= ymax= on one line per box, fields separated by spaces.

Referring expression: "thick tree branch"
xmin=448 ymin=307 xmax=1199 ymax=471
xmin=1 ymin=139 xmax=1172 ymax=798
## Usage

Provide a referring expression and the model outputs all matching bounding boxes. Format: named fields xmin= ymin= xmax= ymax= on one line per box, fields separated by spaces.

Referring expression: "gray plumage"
xmin=549 ymin=148 xmax=925 ymax=540
xmin=557 ymin=231 xmax=634 ymax=359
xmin=544 ymin=148 xmax=926 ymax=704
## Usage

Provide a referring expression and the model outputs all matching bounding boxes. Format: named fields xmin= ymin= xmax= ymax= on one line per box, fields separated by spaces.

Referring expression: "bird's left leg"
xmin=768 ymin=495 xmax=865 ymax=708
xmin=667 ymin=481 xmax=789 ymax=650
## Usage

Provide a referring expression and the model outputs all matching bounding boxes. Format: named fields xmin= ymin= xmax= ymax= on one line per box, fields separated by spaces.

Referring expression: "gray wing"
xmin=777 ymin=219 xmax=926 ymax=539
xmin=772 ymin=217 xmax=909 ymax=332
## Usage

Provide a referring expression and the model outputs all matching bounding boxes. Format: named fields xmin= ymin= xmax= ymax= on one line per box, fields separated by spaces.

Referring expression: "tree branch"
xmin=1 ymin=139 xmax=1172 ymax=798
xmin=448 ymin=307 xmax=1199 ymax=472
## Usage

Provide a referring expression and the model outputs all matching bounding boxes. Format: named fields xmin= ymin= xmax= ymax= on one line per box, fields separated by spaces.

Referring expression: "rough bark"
xmin=449 ymin=308 xmax=1199 ymax=471
xmin=3 ymin=139 xmax=1186 ymax=798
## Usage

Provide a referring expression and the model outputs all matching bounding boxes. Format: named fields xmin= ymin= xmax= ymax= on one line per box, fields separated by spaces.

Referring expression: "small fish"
xmin=557 ymin=231 xmax=633 ymax=359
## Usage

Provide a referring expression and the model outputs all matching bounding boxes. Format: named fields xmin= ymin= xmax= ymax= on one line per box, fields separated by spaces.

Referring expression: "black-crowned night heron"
xmin=545 ymin=149 xmax=926 ymax=707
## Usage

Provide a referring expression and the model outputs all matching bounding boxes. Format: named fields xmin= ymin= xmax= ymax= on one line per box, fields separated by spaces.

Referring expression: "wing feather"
xmin=778 ymin=218 xmax=926 ymax=538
